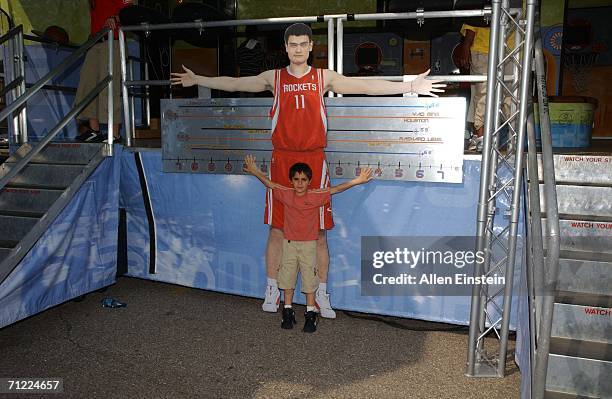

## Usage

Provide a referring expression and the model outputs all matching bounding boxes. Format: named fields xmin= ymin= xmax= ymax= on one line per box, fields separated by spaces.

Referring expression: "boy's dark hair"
xmin=289 ymin=162 xmax=312 ymax=181
xmin=284 ymin=23 xmax=312 ymax=43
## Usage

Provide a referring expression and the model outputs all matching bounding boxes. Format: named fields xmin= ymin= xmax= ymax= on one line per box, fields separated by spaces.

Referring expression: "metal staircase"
xmin=0 ymin=142 xmax=106 ymax=279
xmin=541 ymin=154 xmax=612 ymax=398
xmin=0 ymin=24 xmax=116 ymax=284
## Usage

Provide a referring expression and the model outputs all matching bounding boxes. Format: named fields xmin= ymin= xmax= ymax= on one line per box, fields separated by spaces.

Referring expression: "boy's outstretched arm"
xmin=170 ymin=65 xmax=274 ymax=93
xmin=243 ymin=155 xmax=280 ymax=189
xmin=329 ymin=167 xmax=373 ymax=195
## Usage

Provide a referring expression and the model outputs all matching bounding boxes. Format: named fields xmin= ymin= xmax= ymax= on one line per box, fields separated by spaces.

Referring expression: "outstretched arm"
xmin=171 ymin=65 xmax=275 ymax=93
xmin=324 ymin=69 xmax=446 ymax=97
xmin=243 ymin=155 xmax=280 ymax=189
xmin=329 ymin=167 xmax=373 ymax=195
xmin=456 ymin=28 xmax=475 ymax=69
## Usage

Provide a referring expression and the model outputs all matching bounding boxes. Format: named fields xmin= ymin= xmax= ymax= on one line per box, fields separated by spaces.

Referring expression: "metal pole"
xmin=6 ymin=33 xmax=20 ymax=146
xmin=476 ymin=0 xmax=510 ymax=346
xmin=144 ymin=62 xmax=151 ymax=127
xmin=467 ymin=0 xmax=502 ymax=377
xmin=496 ymin=0 xmax=537 ymax=376
xmin=129 ymin=58 xmax=136 ymax=139
xmin=336 ymin=18 xmax=343 ymax=98
xmin=16 ymin=30 xmax=27 ymax=144
xmin=118 ymin=29 xmax=131 ymax=147
xmin=107 ymin=30 xmax=114 ymax=154
xmin=532 ymin=23 xmax=561 ymax=399
xmin=327 ymin=18 xmax=335 ymax=97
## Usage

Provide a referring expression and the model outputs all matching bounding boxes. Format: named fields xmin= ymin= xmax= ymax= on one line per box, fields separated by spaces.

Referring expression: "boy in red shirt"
xmin=244 ymin=155 xmax=372 ymax=332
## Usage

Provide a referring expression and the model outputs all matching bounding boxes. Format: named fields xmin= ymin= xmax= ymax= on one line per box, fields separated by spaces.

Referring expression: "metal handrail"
xmin=0 ymin=26 xmax=114 ymax=189
xmin=0 ymin=28 xmax=110 ymax=123
xmin=0 ymin=77 xmax=111 ymax=191
xmin=0 ymin=76 xmax=23 ymax=98
xmin=532 ymin=31 xmax=561 ymax=399
xmin=0 ymin=24 xmax=22 ymax=45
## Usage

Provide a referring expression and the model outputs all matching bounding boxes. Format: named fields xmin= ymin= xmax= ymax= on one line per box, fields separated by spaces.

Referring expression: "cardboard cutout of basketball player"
xmin=171 ymin=23 xmax=445 ymax=318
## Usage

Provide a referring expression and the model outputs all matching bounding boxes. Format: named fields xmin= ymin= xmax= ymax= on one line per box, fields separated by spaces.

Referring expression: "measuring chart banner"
xmin=162 ymin=97 xmax=466 ymax=183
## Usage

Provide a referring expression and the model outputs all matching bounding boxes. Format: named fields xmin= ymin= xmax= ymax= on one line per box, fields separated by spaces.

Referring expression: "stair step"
xmin=538 ymin=154 xmax=612 ymax=185
xmin=551 ymin=303 xmax=612 ymax=344
xmin=557 ymin=257 xmax=612 ymax=298
xmin=542 ymin=219 xmax=612 ymax=254
xmin=540 ymin=185 xmax=612 ymax=220
xmin=0 ymin=187 xmax=63 ymax=215
xmin=551 ymin=338 xmax=612 ymax=362
xmin=0 ymin=163 xmax=84 ymax=189
xmin=7 ymin=142 xmax=103 ymax=165
xmin=546 ymin=354 xmax=612 ymax=398
xmin=556 ymin=291 xmax=612 ymax=308
xmin=0 ymin=215 xmax=39 ymax=243
xmin=544 ymin=390 xmax=600 ymax=399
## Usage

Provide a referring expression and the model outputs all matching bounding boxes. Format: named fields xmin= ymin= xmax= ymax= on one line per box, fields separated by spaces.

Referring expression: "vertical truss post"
xmin=467 ymin=0 xmax=538 ymax=377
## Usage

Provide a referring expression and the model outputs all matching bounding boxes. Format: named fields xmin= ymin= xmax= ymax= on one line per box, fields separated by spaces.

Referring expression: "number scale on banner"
xmin=161 ymin=97 xmax=466 ymax=183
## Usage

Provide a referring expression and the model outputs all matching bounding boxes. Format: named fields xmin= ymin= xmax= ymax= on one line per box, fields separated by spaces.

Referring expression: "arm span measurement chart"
xmin=161 ymin=97 xmax=466 ymax=183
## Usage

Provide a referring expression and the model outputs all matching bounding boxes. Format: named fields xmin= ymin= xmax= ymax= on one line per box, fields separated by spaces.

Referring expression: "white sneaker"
xmin=262 ymin=285 xmax=280 ymax=312
xmin=315 ymin=290 xmax=336 ymax=319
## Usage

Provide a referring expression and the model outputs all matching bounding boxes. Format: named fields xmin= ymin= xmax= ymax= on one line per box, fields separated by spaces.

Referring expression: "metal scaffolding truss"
xmin=466 ymin=0 xmax=537 ymax=378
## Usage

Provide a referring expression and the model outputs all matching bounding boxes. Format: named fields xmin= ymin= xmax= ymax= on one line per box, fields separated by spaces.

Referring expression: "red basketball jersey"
xmin=270 ymin=67 xmax=327 ymax=151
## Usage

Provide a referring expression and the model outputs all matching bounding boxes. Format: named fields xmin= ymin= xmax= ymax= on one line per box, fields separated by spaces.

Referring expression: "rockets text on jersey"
xmin=270 ymin=66 xmax=327 ymax=151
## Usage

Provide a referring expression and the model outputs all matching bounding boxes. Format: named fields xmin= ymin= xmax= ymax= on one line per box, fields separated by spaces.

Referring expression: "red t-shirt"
xmin=273 ymin=187 xmax=331 ymax=241
xmin=90 ymin=0 xmax=133 ymax=39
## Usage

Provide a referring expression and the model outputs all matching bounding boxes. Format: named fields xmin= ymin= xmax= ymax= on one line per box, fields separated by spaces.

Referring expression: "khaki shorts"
xmin=278 ymin=240 xmax=318 ymax=293
xmin=74 ymin=41 xmax=122 ymax=124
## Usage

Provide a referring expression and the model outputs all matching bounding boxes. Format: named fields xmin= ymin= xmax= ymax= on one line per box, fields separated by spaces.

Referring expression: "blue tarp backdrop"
xmin=121 ymin=152 xmax=523 ymax=328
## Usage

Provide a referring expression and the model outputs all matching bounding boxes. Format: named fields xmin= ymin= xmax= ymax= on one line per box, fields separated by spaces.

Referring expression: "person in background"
xmin=75 ymin=0 xmax=132 ymax=143
xmin=456 ymin=23 xmax=514 ymax=152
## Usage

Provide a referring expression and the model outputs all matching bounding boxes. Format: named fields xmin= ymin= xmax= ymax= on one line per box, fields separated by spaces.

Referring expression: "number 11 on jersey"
xmin=294 ymin=94 xmax=305 ymax=109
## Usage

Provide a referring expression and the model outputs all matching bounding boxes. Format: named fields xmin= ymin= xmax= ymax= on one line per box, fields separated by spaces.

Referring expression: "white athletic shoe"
xmin=262 ymin=285 xmax=280 ymax=312
xmin=315 ymin=290 xmax=336 ymax=319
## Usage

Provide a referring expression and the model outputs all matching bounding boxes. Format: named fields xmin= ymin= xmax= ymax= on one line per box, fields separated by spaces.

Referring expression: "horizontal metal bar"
xmin=125 ymin=80 xmax=170 ymax=87
xmin=353 ymin=9 xmax=491 ymax=21
xmin=121 ymin=9 xmax=521 ymax=33
xmin=115 ymin=75 xmax=517 ymax=88
xmin=354 ymin=75 xmax=515 ymax=82
xmin=122 ymin=16 xmax=323 ymax=32
xmin=0 ymin=28 xmax=110 ymax=124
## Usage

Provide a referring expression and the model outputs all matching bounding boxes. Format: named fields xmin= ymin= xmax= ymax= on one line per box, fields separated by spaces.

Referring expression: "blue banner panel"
xmin=122 ymin=150 xmax=525 ymax=327
xmin=0 ymin=148 xmax=121 ymax=329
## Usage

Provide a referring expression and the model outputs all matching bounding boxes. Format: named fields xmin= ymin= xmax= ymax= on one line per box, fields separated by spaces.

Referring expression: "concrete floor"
xmin=0 ymin=277 xmax=521 ymax=398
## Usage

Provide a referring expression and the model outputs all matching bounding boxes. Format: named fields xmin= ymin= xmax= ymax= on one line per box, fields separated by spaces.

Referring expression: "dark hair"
xmin=289 ymin=162 xmax=312 ymax=181
xmin=284 ymin=23 xmax=312 ymax=43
